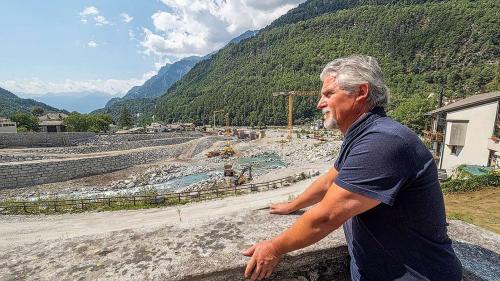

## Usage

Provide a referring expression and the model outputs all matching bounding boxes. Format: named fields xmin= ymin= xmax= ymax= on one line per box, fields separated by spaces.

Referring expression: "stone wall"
xmin=87 ymin=132 xmax=203 ymax=143
xmin=0 ymin=132 xmax=96 ymax=148
xmin=0 ymin=137 xmax=221 ymax=189
xmin=27 ymin=137 xmax=199 ymax=154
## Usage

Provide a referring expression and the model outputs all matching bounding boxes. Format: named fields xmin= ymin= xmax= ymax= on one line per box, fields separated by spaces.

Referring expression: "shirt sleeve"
xmin=334 ymin=132 xmax=416 ymax=206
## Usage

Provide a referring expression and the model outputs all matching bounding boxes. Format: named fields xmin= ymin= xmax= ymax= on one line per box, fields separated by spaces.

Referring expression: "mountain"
xmin=95 ymin=30 xmax=261 ymax=123
xmin=104 ymin=30 xmax=258 ymax=109
xmin=0 ymin=87 xmax=64 ymax=117
xmin=155 ymin=0 xmax=499 ymax=132
xmin=28 ymin=91 xmax=115 ymax=113
xmin=228 ymin=30 xmax=258 ymax=45
xmin=92 ymin=97 xmax=157 ymax=125
xmin=106 ymin=56 xmax=206 ymax=108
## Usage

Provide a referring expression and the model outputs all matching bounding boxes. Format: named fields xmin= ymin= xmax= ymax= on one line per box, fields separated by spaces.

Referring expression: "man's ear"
xmin=356 ymin=83 xmax=369 ymax=102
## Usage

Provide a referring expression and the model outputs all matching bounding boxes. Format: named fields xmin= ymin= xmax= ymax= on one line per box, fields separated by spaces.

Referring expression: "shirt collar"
xmin=344 ymin=106 xmax=386 ymax=139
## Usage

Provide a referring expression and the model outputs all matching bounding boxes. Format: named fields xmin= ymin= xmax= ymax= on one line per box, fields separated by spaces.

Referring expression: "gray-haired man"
xmin=243 ymin=55 xmax=462 ymax=281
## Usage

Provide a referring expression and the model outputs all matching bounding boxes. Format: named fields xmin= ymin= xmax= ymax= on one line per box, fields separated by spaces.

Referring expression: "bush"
xmin=441 ymin=171 xmax=500 ymax=193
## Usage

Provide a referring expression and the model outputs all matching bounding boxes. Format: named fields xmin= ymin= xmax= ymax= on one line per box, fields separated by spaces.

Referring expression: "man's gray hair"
xmin=320 ymin=55 xmax=389 ymax=109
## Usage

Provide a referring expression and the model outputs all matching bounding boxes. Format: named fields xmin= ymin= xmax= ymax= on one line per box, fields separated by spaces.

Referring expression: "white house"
xmin=426 ymin=91 xmax=500 ymax=172
xmin=0 ymin=117 xmax=17 ymax=133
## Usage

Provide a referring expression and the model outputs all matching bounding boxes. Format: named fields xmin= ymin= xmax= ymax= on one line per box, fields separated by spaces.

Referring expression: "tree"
xmin=89 ymin=114 xmax=113 ymax=133
xmin=10 ymin=112 xmax=39 ymax=131
xmin=63 ymin=113 xmax=90 ymax=132
xmin=31 ymin=107 xmax=45 ymax=117
xmin=64 ymin=113 xmax=113 ymax=132
xmin=118 ymin=106 xmax=133 ymax=128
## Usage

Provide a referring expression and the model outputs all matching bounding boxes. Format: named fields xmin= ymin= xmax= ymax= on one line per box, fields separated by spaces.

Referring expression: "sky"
xmin=0 ymin=0 xmax=306 ymax=97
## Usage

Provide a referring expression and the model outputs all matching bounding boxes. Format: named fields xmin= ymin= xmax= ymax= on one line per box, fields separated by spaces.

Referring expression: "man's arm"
xmin=270 ymin=168 xmax=338 ymax=214
xmin=244 ymin=183 xmax=380 ymax=280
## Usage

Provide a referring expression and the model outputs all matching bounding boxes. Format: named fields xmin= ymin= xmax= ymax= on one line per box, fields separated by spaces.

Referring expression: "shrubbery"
xmin=441 ymin=171 xmax=500 ymax=193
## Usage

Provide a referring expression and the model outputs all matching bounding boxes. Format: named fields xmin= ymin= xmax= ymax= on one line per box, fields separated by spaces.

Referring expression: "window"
xmin=450 ymin=145 xmax=462 ymax=156
xmin=446 ymin=121 xmax=468 ymax=146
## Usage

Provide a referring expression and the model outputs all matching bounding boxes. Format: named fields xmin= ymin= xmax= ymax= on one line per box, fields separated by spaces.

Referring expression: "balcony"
xmin=423 ymin=130 xmax=444 ymax=142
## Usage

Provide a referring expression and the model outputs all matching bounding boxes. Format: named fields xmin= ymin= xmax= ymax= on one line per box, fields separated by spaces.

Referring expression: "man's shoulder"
xmin=365 ymin=117 xmax=419 ymax=143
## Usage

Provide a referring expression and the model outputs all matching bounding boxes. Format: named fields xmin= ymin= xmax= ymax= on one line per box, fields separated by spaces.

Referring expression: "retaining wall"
xmin=24 ymin=137 xmax=199 ymax=154
xmin=91 ymin=132 xmax=203 ymax=143
xmin=0 ymin=137 xmax=220 ymax=189
xmin=0 ymin=132 xmax=96 ymax=148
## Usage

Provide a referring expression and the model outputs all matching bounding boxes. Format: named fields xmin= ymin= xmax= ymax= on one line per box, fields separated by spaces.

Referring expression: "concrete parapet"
xmin=0 ymin=205 xmax=496 ymax=280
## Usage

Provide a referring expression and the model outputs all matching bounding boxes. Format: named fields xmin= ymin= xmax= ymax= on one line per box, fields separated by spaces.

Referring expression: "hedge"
xmin=441 ymin=171 xmax=500 ymax=193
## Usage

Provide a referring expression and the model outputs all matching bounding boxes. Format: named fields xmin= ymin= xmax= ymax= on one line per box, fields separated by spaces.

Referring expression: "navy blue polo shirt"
xmin=334 ymin=107 xmax=462 ymax=281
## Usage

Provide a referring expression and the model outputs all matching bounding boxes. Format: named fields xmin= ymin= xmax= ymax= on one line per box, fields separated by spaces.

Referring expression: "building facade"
xmin=425 ymin=92 xmax=500 ymax=172
xmin=0 ymin=117 xmax=17 ymax=133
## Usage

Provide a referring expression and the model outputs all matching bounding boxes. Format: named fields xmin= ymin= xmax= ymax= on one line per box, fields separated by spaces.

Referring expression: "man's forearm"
xmin=289 ymin=168 xmax=338 ymax=211
xmin=271 ymin=203 xmax=342 ymax=255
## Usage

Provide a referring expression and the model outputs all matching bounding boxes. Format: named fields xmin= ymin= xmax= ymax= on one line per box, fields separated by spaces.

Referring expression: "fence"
xmin=0 ymin=172 xmax=313 ymax=215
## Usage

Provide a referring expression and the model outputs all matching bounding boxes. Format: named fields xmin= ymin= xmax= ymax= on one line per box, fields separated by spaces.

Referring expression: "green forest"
xmin=153 ymin=0 xmax=499 ymax=133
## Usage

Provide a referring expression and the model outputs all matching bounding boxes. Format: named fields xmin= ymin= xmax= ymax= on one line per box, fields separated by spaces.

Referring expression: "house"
xmin=0 ymin=117 xmax=17 ymax=133
xmin=38 ymin=113 xmax=68 ymax=133
xmin=146 ymin=122 xmax=166 ymax=133
xmin=425 ymin=91 xmax=500 ymax=171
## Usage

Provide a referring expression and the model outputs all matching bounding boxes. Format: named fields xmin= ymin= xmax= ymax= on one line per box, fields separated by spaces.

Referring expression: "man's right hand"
xmin=269 ymin=202 xmax=295 ymax=215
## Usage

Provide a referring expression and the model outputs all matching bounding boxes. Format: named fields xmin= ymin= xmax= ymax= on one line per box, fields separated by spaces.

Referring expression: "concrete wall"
xmin=0 ymin=132 xmax=96 ymax=148
xmin=440 ymin=102 xmax=498 ymax=171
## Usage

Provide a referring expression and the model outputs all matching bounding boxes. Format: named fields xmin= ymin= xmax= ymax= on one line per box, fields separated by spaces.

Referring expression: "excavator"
xmin=206 ymin=141 xmax=235 ymax=158
xmin=224 ymin=164 xmax=252 ymax=185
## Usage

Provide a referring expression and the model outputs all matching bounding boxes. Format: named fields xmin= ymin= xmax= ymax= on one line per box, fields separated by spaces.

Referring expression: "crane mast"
xmin=272 ymin=91 xmax=319 ymax=139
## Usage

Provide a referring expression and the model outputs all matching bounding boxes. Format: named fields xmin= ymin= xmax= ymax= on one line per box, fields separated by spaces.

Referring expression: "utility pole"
xmin=272 ymin=91 xmax=319 ymax=139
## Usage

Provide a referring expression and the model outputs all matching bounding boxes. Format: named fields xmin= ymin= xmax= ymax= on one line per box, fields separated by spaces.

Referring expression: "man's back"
xmin=334 ymin=107 xmax=462 ymax=280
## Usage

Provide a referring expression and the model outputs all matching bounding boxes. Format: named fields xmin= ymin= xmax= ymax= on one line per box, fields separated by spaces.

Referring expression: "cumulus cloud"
xmin=140 ymin=0 xmax=306 ymax=59
xmin=121 ymin=13 xmax=133 ymax=23
xmin=87 ymin=41 xmax=98 ymax=48
xmin=80 ymin=6 xmax=110 ymax=26
xmin=0 ymin=72 xmax=157 ymax=96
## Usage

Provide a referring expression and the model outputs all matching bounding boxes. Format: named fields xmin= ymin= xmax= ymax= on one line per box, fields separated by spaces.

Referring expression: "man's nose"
xmin=317 ymin=96 xmax=326 ymax=110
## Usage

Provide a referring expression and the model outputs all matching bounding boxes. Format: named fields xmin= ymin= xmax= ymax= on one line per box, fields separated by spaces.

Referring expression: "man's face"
xmin=317 ymin=76 xmax=359 ymax=133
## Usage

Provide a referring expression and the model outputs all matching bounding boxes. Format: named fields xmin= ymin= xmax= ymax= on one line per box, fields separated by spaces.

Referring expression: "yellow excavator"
xmin=206 ymin=141 xmax=235 ymax=158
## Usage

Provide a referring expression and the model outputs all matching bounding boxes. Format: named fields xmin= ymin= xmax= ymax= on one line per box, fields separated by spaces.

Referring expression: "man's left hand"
xmin=243 ymin=240 xmax=281 ymax=280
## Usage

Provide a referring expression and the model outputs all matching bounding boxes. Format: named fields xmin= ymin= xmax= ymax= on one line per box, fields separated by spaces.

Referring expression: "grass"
xmin=444 ymin=187 xmax=500 ymax=234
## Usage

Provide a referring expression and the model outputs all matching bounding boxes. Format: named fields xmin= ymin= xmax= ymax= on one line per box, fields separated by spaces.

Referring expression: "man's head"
xmin=317 ymin=55 xmax=389 ymax=133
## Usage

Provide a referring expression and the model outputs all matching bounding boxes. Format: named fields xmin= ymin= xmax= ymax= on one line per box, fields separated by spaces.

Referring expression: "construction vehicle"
xmin=205 ymin=141 xmax=235 ymax=158
xmin=224 ymin=164 xmax=252 ymax=186
xmin=272 ymin=91 xmax=320 ymax=139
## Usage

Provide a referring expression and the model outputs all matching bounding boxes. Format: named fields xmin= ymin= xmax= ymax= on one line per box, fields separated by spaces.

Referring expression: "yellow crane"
xmin=272 ymin=91 xmax=320 ymax=139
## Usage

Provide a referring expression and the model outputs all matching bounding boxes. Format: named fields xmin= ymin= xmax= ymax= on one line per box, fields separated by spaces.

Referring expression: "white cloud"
xmin=140 ymin=0 xmax=306 ymax=60
xmin=128 ymin=30 xmax=135 ymax=40
xmin=87 ymin=41 xmax=98 ymax=48
xmin=121 ymin=13 xmax=134 ymax=23
xmin=80 ymin=6 xmax=110 ymax=26
xmin=80 ymin=6 xmax=99 ymax=16
xmin=0 ymin=73 xmax=158 ymax=96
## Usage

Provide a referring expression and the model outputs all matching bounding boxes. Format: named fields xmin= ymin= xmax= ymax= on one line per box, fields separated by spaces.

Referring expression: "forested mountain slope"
xmin=156 ymin=0 xmax=499 ymax=132
xmin=0 ymin=87 xmax=63 ymax=117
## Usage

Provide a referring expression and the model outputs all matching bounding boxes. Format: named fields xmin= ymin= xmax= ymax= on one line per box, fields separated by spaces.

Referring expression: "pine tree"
xmin=118 ymin=106 xmax=133 ymax=128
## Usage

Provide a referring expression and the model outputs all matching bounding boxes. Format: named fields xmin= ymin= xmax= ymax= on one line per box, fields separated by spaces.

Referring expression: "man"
xmin=243 ymin=55 xmax=462 ymax=281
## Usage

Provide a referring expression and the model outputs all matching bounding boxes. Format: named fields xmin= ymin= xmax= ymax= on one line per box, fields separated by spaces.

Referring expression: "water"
xmin=153 ymin=152 xmax=286 ymax=192
xmin=153 ymin=172 xmax=216 ymax=192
